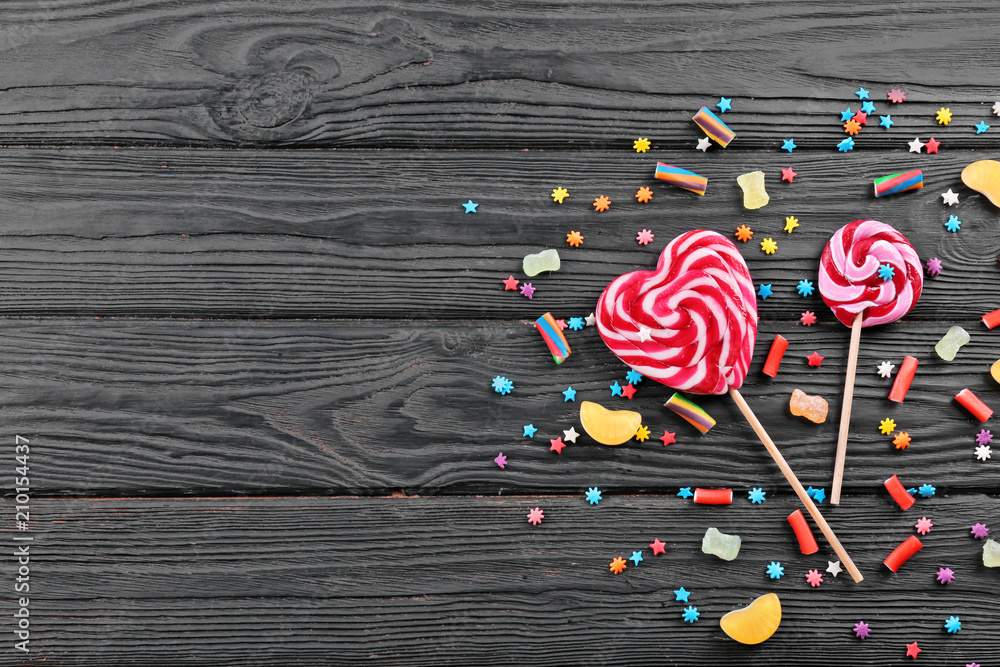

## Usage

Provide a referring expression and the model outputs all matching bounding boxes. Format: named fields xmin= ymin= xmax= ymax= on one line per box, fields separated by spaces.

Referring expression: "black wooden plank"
xmin=0 ymin=148 xmax=996 ymax=319
xmin=3 ymin=495 xmax=995 ymax=666
xmin=1 ymin=1 xmax=1000 ymax=148
xmin=5 ymin=316 xmax=998 ymax=496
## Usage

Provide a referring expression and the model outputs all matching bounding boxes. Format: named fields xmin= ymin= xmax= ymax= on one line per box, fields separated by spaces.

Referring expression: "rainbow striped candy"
xmin=693 ymin=106 xmax=736 ymax=147
xmin=654 ymin=162 xmax=708 ymax=196
xmin=874 ymin=169 xmax=923 ymax=197
xmin=664 ymin=392 xmax=716 ymax=434
xmin=535 ymin=312 xmax=571 ymax=364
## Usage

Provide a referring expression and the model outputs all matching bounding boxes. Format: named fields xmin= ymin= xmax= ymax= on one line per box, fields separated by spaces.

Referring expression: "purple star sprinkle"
xmin=925 ymin=257 xmax=942 ymax=276
xmin=976 ymin=429 xmax=993 ymax=445
xmin=494 ymin=452 xmax=507 ymax=469
xmin=936 ymin=567 xmax=955 ymax=584
xmin=971 ymin=523 xmax=990 ymax=539
xmin=520 ymin=282 xmax=535 ymax=299
xmin=853 ymin=621 xmax=870 ymax=639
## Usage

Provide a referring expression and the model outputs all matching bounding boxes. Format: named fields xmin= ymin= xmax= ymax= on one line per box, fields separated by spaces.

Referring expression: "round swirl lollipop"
xmin=596 ymin=229 xmax=863 ymax=582
xmin=819 ymin=220 xmax=922 ymax=505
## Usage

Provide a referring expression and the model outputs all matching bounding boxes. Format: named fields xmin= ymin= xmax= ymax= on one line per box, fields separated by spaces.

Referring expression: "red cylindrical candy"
xmin=983 ymin=308 xmax=1000 ymax=329
xmin=884 ymin=535 xmax=923 ymax=572
xmin=693 ymin=488 xmax=733 ymax=505
xmin=888 ymin=355 xmax=918 ymax=403
xmin=955 ymin=388 xmax=993 ymax=422
xmin=884 ymin=474 xmax=915 ymax=510
xmin=762 ymin=335 xmax=788 ymax=378
xmin=787 ymin=509 xmax=819 ymax=555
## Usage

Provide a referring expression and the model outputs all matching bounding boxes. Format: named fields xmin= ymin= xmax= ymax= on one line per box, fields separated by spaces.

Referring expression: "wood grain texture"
xmin=0 ymin=148 xmax=996 ymax=319
xmin=1 ymin=1 xmax=1000 ymax=147
xmin=2 ymin=494 xmax=995 ymax=666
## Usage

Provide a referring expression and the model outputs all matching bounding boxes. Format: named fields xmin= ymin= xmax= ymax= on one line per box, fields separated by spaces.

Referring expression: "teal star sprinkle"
xmin=610 ymin=381 xmax=623 ymax=397
xmin=767 ymin=561 xmax=784 ymax=579
xmin=678 ymin=487 xmax=694 ymax=499
xmin=861 ymin=100 xmax=876 ymax=115
xmin=840 ymin=108 xmax=854 ymax=122
xmin=797 ymin=279 xmax=814 ymax=296
xmin=880 ymin=115 xmax=894 ymax=128
xmin=781 ymin=138 xmax=797 ymax=152
xmin=758 ymin=284 xmax=773 ymax=299
xmin=629 ymin=550 xmax=644 ymax=566
xmin=563 ymin=386 xmax=577 ymax=402
xmin=585 ymin=487 xmax=602 ymax=505
xmin=918 ymin=483 xmax=936 ymax=498
xmin=625 ymin=370 xmax=643 ymax=384
xmin=975 ymin=121 xmax=990 ymax=134
xmin=462 ymin=200 xmax=478 ymax=213
xmin=878 ymin=263 xmax=895 ymax=281
xmin=748 ymin=487 xmax=766 ymax=504
xmin=568 ymin=317 xmax=585 ymax=330
xmin=523 ymin=424 xmax=537 ymax=438
xmin=492 ymin=376 xmax=513 ymax=394
xmin=812 ymin=488 xmax=826 ymax=503
xmin=944 ymin=615 xmax=961 ymax=633
xmin=837 ymin=136 xmax=855 ymax=152
xmin=681 ymin=606 xmax=700 ymax=623
xmin=855 ymin=87 xmax=870 ymax=100
xmin=717 ymin=97 xmax=732 ymax=113
xmin=945 ymin=215 xmax=962 ymax=232
xmin=674 ymin=587 xmax=691 ymax=602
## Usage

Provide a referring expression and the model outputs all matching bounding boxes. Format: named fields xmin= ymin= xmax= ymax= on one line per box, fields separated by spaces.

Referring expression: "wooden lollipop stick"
xmin=729 ymin=388 xmax=864 ymax=583
xmin=831 ymin=312 xmax=864 ymax=505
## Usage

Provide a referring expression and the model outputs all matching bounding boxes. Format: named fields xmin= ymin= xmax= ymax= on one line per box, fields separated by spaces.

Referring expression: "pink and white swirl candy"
xmin=819 ymin=220 xmax=922 ymax=328
xmin=595 ymin=229 xmax=757 ymax=395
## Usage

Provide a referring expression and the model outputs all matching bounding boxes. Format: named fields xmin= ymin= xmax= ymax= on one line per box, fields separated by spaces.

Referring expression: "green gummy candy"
xmin=985 ymin=539 xmax=1000 ymax=568
xmin=935 ymin=325 xmax=970 ymax=361
xmin=522 ymin=249 xmax=561 ymax=277
xmin=702 ymin=526 xmax=741 ymax=561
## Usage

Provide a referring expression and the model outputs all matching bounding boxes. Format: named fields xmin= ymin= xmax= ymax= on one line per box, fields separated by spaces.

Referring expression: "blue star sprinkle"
xmin=837 ymin=136 xmax=855 ymax=152
xmin=523 ymin=424 xmax=537 ymax=438
xmin=944 ymin=616 xmax=961 ymax=633
xmin=797 ymin=279 xmax=814 ymax=296
xmin=812 ymin=488 xmax=826 ymax=503
xmin=463 ymin=200 xmax=478 ymax=213
xmin=878 ymin=263 xmax=895 ymax=281
xmin=840 ymin=108 xmax=855 ymax=122
xmin=907 ymin=487 xmax=917 ymax=496
xmin=625 ymin=369 xmax=644 ymax=385
xmin=945 ymin=215 xmax=962 ymax=232
xmin=678 ymin=487 xmax=694 ymax=499
xmin=781 ymin=138 xmax=797 ymax=152
xmin=758 ymin=284 xmax=773 ymax=300
xmin=880 ymin=115 xmax=894 ymax=129
xmin=568 ymin=317 xmax=585 ymax=331
xmin=492 ymin=376 xmax=513 ymax=394
xmin=861 ymin=100 xmax=876 ymax=115
xmin=563 ymin=386 xmax=577 ymax=402
xmin=767 ymin=561 xmax=785 ymax=579
xmin=717 ymin=97 xmax=732 ymax=113
xmin=630 ymin=550 xmax=644 ymax=566
xmin=585 ymin=487 xmax=602 ymax=505
xmin=748 ymin=487 xmax=766 ymax=504
xmin=855 ymin=87 xmax=870 ymax=100
xmin=674 ymin=587 xmax=691 ymax=602
xmin=610 ymin=381 xmax=623 ymax=397
xmin=682 ymin=606 xmax=700 ymax=623
xmin=975 ymin=121 xmax=990 ymax=134
xmin=918 ymin=483 xmax=936 ymax=498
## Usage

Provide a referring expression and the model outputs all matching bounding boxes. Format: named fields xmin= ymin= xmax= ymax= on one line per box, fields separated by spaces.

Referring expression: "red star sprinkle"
xmin=549 ymin=437 xmax=566 ymax=454
xmin=888 ymin=88 xmax=907 ymax=103
xmin=905 ymin=642 xmax=921 ymax=659
xmin=556 ymin=319 xmax=568 ymax=330
xmin=925 ymin=137 xmax=940 ymax=154
xmin=650 ymin=538 xmax=667 ymax=555
xmin=503 ymin=275 xmax=520 ymax=290
xmin=621 ymin=384 xmax=637 ymax=399
xmin=807 ymin=351 xmax=824 ymax=367
xmin=800 ymin=311 xmax=817 ymax=326
xmin=853 ymin=111 xmax=868 ymax=126
xmin=659 ymin=431 xmax=676 ymax=446
xmin=637 ymin=229 xmax=655 ymax=245
xmin=781 ymin=166 xmax=797 ymax=183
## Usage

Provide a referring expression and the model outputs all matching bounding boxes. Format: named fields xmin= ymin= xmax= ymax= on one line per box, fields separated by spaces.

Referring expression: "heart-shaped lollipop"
xmin=595 ymin=229 xmax=757 ymax=395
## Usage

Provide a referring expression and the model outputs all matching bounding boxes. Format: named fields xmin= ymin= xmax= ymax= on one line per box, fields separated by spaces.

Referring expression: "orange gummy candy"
xmin=789 ymin=389 xmax=829 ymax=424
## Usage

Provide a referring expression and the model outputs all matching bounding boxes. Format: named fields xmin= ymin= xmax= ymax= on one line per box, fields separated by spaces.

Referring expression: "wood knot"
xmin=213 ymin=70 xmax=317 ymax=142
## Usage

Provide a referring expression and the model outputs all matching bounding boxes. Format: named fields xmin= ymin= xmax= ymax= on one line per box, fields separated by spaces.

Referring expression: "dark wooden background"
xmin=1 ymin=1 xmax=998 ymax=664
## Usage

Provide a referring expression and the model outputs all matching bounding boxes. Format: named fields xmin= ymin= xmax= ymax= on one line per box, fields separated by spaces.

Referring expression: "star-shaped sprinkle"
xmin=893 ymin=431 xmax=911 ymax=449
xmin=807 ymin=351 xmax=824 ymax=367
xmin=637 ymin=229 xmax=655 ymax=245
xmin=782 ymin=166 xmax=797 ymax=183
xmin=942 ymin=188 xmax=960 ymax=205
xmin=761 ymin=238 xmax=777 ymax=254
xmin=806 ymin=569 xmax=824 ymax=587
xmin=494 ymin=452 xmax=507 ymax=468
xmin=609 ymin=556 xmax=627 ymax=574
xmin=717 ymin=97 xmax=732 ymax=113
xmin=855 ymin=87 xmax=870 ymax=100
xmin=520 ymin=282 xmax=535 ymax=299
xmin=878 ymin=263 xmax=895 ymax=281
xmin=503 ymin=275 xmax=520 ymax=290
xmin=629 ymin=550 xmax=644 ymax=565
xmin=837 ymin=137 xmax=855 ymax=152
xmin=758 ymin=284 xmax=773 ymax=299
xmin=844 ymin=119 xmax=861 ymax=135
xmin=784 ymin=216 xmax=800 ymax=233
xmin=678 ymin=487 xmax=693 ymax=499
xmin=563 ymin=427 xmax=579 ymax=444
xmin=549 ymin=437 xmax=566 ymax=454
xmin=971 ymin=523 xmax=990 ymax=539
xmin=682 ymin=606 xmax=699 ymax=623
xmin=585 ymin=313 xmax=596 ymax=327
xmin=523 ymin=424 xmax=537 ymax=438
xmin=551 ymin=187 xmax=569 ymax=203
xmin=635 ymin=186 xmax=653 ymax=203
xmin=634 ymin=424 xmax=649 ymax=441
xmin=696 ymin=136 xmax=712 ymax=152
xmin=968 ymin=663 xmax=982 ymax=667
xmin=781 ymin=138 xmax=796 ymax=152
xmin=568 ymin=317 xmax=585 ymax=331
xmin=734 ymin=224 xmax=753 ymax=242
xmin=936 ymin=566 xmax=954 ymax=584
xmin=995 ymin=101 xmax=1000 ymax=115
xmin=853 ymin=110 xmax=868 ymax=126
xmin=812 ymin=488 xmax=826 ymax=503
xmin=650 ymin=538 xmax=666 ymax=555
xmin=975 ymin=120 xmax=991 ymax=134
xmin=748 ymin=487 xmax=766 ymax=503
xmin=556 ymin=319 xmax=568 ymax=331
xmin=800 ymin=311 xmax=817 ymax=326
xmin=861 ymin=100 xmax=876 ymax=115
xmin=915 ymin=517 xmax=933 ymax=535
xmin=492 ymin=376 xmax=514 ymax=394
xmin=593 ymin=195 xmax=611 ymax=212
xmin=925 ymin=136 xmax=940 ymax=153
xmin=945 ymin=215 xmax=962 ymax=232
xmin=527 ymin=507 xmax=544 ymax=525
xmin=906 ymin=641 xmax=921 ymax=659
xmin=609 ymin=381 xmax=623 ymax=397
xmin=637 ymin=326 xmax=652 ymax=343
xmin=975 ymin=444 xmax=992 ymax=461
xmin=888 ymin=88 xmax=907 ymax=103
xmin=674 ymin=587 xmax=691 ymax=602
xmin=626 ymin=370 xmax=643 ymax=384
xmin=840 ymin=107 xmax=855 ymax=121
xmin=633 ymin=137 xmax=651 ymax=153
xmin=944 ymin=616 xmax=961 ymax=633
xmin=925 ymin=257 xmax=942 ymax=276
xmin=797 ymin=279 xmax=814 ymax=296
xmin=659 ymin=431 xmax=676 ymax=446
xmin=877 ymin=361 xmax=895 ymax=378
xmin=586 ymin=487 xmax=602 ymax=505
xmin=463 ymin=200 xmax=479 ymax=213
xmin=936 ymin=107 xmax=953 ymax=125
xmin=908 ymin=137 xmax=925 ymax=153
xmin=566 ymin=230 xmax=584 ymax=247
xmin=622 ymin=383 xmax=637 ymax=400
xmin=880 ymin=115 xmax=894 ymax=128
xmin=854 ymin=621 xmax=870 ymax=639
xmin=976 ymin=429 xmax=993 ymax=445
xmin=563 ymin=386 xmax=577 ymax=402
xmin=767 ymin=561 xmax=784 ymax=579
xmin=879 ymin=417 xmax=896 ymax=434
xmin=918 ymin=483 xmax=935 ymax=498
xmin=826 ymin=561 xmax=843 ymax=577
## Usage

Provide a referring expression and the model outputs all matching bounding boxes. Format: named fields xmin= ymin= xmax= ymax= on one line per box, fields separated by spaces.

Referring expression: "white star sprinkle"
xmin=585 ymin=312 xmax=596 ymax=327
xmin=975 ymin=444 xmax=992 ymax=461
xmin=907 ymin=137 xmax=925 ymax=153
xmin=826 ymin=560 xmax=843 ymax=577
xmin=563 ymin=427 xmax=580 ymax=444
xmin=637 ymin=326 xmax=653 ymax=342
xmin=994 ymin=101 xmax=1000 ymax=116
xmin=696 ymin=137 xmax=711 ymax=152
xmin=942 ymin=189 xmax=960 ymax=206
xmin=877 ymin=360 xmax=895 ymax=378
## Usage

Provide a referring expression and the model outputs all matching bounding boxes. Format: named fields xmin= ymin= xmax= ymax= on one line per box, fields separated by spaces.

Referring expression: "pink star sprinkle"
xmin=976 ymin=429 xmax=993 ymax=445
xmin=805 ymin=569 xmax=824 ymax=587
xmin=914 ymin=517 xmax=933 ymax=535
xmin=967 ymin=663 xmax=981 ymax=667
xmin=854 ymin=621 xmax=870 ymax=639
xmin=526 ymin=507 xmax=544 ymax=525
xmin=520 ymin=282 xmax=535 ymax=299
xmin=637 ymin=229 xmax=655 ymax=245
xmin=887 ymin=88 xmax=907 ymax=103
xmin=800 ymin=311 xmax=817 ymax=326
xmin=935 ymin=567 xmax=955 ymax=584
xmin=971 ymin=523 xmax=990 ymax=539
xmin=925 ymin=257 xmax=942 ymax=276
xmin=556 ymin=319 xmax=568 ymax=330
xmin=494 ymin=452 xmax=507 ymax=468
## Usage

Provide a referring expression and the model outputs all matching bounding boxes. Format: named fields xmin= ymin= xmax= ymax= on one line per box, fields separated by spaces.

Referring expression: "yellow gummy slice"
xmin=579 ymin=401 xmax=642 ymax=446
xmin=720 ymin=593 xmax=782 ymax=645
xmin=737 ymin=171 xmax=769 ymax=210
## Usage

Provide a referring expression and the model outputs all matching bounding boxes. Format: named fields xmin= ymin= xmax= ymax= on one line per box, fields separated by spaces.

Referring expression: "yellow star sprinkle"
xmin=784 ymin=216 xmax=800 ymax=233
xmin=551 ymin=187 xmax=569 ymax=204
xmin=935 ymin=107 xmax=952 ymax=125
xmin=879 ymin=417 xmax=896 ymax=435
xmin=634 ymin=425 xmax=650 ymax=442
xmin=760 ymin=237 xmax=778 ymax=254
xmin=633 ymin=137 xmax=651 ymax=153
